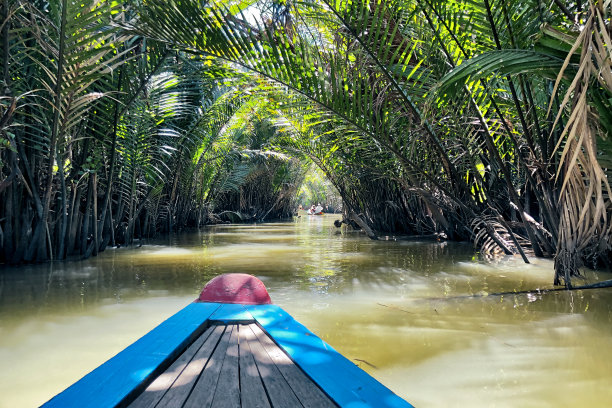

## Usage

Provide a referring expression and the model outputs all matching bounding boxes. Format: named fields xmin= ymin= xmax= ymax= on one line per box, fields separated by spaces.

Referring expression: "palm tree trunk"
xmin=35 ymin=0 xmax=68 ymax=261
xmin=92 ymin=172 xmax=99 ymax=256
xmin=2 ymin=154 xmax=15 ymax=261
xmin=97 ymin=67 xmax=123 ymax=251
xmin=66 ymin=182 xmax=81 ymax=256
xmin=56 ymin=151 xmax=68 ymax=260
xmin=81 ymin=175 xmax=93 ymax=255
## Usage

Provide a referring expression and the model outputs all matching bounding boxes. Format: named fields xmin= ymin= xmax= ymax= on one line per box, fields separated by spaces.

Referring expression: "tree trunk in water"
xmin=80 ymin=176 xmax=93 ymax=255
xmin=66 ymin=183 xmax=80 ymax=256
xmin=98 ymin=67 xmax=123 ymax=252
xmin=107 ymin=196 xmax=115 ymax=247
xmin=92 ymin=173 xmax=99 ymax=256
xmin=2 ymin=153 xmax=15 ymax=261
xmin=56 ymin=152 xmax=68 ymax=260
xmin=33 ymin=0 xmax=68 ymax=262
xmin=349 ymin=210 xmax=378 ymax=240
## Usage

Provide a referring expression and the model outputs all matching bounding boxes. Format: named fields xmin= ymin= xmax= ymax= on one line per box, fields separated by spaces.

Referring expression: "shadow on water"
xmin=1 ymin=214 xmax=612 ymax=407
xmin=0 ymin=222 xmax=473 ymax=323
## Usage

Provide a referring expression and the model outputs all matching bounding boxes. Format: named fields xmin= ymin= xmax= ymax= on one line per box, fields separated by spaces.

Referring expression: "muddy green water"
xmin=1 ymin=215 xmax=612 ymax=407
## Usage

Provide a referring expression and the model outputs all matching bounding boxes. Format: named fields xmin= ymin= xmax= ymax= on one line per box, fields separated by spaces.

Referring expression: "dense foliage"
xmin=0 ymin=0 xmax=303 ymax=263
xmin=1 ymin=0 xmax=610 ymax=286
xmin=296 ymin=166 xmax=343 ymax=213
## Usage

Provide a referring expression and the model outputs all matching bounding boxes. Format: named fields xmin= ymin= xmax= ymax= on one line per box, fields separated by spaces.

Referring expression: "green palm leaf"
xmin=437 ymin=50 xmax=565 ymax=96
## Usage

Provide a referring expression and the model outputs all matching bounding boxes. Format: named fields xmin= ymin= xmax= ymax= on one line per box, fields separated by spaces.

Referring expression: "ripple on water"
xmin=1 ymin=216 xmax=612 ymax=408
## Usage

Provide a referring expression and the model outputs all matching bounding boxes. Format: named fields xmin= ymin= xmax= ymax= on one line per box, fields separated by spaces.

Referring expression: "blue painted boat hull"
xmin=42 ymin=302 xmax=413 ymax=408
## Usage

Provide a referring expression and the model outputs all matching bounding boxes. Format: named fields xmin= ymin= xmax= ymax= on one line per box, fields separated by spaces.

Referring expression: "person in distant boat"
xmin=315 ymin=204 xmax=323 ymax=214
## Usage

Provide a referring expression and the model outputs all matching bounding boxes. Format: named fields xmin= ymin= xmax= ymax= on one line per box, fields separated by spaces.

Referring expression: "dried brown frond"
xmin=471 ymin=215 xmax=529 ymax=257
xmin=550 ymin=1 xmax=612 ymax=287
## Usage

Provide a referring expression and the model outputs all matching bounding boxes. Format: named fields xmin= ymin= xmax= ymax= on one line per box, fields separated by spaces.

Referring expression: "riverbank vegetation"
xmin=296 ymin=166 xmax=342 ymax=213
xmin=0 ymin=0 xmax=610 ymax=286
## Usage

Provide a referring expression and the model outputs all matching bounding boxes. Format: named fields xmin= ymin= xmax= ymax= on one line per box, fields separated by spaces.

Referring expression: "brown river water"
xmin=1 ymin=215 xmax=612 ymax=407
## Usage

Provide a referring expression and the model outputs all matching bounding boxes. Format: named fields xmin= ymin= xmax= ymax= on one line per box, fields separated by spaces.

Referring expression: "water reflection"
xmin=1 ymin=215 xmax=612 ymax=407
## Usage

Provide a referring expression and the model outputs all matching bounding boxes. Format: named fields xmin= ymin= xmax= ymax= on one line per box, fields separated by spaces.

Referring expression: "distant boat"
xmin=43 ymin=273 xmax=413 ymax=408
xmin=307 ymin=209 xmax=324 ymax=215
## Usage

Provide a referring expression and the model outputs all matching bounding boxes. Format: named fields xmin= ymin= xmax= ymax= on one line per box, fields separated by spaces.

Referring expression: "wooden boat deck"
xmin=129 ymin=323 xmax=337 ymax=408
xmin=43 ymin=300 xmax=412 ymax=408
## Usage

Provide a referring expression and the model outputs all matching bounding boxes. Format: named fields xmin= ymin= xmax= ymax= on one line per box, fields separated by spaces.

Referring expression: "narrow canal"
xmin=1 ymin=215 xmax=612 ymax=407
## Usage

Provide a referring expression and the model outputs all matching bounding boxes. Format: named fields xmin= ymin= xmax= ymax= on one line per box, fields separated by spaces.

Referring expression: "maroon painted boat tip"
xmin=197 ymin=273 xmax=272 ymax=305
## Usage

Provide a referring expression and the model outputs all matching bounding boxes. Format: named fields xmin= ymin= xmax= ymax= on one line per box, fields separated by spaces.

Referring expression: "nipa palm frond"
xmin=550 ymin=1 xmax=612 ymax=286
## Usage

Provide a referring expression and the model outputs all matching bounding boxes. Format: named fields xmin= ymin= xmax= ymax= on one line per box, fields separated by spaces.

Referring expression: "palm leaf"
xmin=437 ymin=50 xmax=565 ymax=96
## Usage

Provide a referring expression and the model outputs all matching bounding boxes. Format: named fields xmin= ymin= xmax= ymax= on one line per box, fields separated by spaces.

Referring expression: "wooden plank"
xmin=182 ymin=325 xmax=233 ymax=408
xmin=42 ymin=302 xmax=221 ymax=408
xmin=154 ymin=325 xmax=225 ymax=408
xmin=238 ymin=325 xmax=271 ymax=408
xmin=249 ymin=324 xmax=336 ymax=408
xmin=242 ymin=324 xmax=303 ymax=407
xmin=210 ymin=325 xmax=240 ymax=408
xmin=128 ymin=325 xmax=216 ymax=408
xmin=246 ymin=304 xmax=414 ymax=408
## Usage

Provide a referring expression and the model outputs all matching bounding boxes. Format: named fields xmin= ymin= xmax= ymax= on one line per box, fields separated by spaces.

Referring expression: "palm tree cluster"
xmin=1 ymin=0 xmax=610 ymax=286
xmin=0 ymin=0 xmax=303 ymax=263
xmin=210 ymin=118 xmax=307 ymax=222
